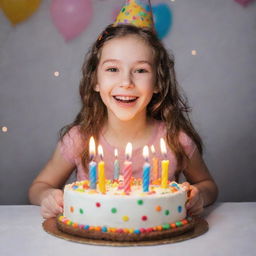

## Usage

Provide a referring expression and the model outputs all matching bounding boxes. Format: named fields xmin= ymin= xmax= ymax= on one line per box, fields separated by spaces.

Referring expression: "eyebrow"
xmin=102 ymin=59 xmax=152 ymax=66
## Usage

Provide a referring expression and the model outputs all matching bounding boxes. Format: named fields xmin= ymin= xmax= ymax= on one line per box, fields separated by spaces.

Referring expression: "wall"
xmin=0 ymin=0 xmax=255 ymax=204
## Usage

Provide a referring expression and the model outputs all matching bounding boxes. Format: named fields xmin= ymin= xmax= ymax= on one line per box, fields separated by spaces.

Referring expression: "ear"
xmin=94 ymin=84 xmax=100 ymax=92
xmin=153 ymin=86 xmax=159 ymax=94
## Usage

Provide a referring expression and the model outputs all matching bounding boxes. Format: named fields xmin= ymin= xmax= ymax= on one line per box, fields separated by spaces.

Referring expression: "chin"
xmin=110 ymin=109 xmax=141 ymax=122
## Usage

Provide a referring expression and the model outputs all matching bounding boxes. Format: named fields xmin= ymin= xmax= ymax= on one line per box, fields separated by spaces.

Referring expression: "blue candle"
xmin=89 ymin=137 xmax=97 ymax=189
xmin=114 ymin=149 xmax=120 ymax=180
xmin=142 ymin=146 xmax=151 ymax=192
xmin=89 ymin=161 xmax=97 ymax=189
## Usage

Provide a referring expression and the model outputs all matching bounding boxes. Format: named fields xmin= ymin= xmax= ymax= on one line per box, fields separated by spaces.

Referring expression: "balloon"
xmin=0 ymin=0 xmax=41 ymax=25
xmin=152 ymin=3 xmax=172 ymax=40
xmin=50 ymin=0 xmax=93 ymax=41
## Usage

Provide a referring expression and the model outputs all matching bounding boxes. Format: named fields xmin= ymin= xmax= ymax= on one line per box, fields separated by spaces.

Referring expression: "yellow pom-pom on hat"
xmin=113 ymin=0 xmax=154 ymax=30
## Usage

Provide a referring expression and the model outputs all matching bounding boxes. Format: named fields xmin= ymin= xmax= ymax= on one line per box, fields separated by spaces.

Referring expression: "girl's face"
xmin=95 ymin=35 xmax=156 ymax=122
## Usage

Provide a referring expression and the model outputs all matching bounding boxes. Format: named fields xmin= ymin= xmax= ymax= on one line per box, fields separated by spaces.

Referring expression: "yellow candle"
xmin=161 ymin=160 xmax=169 ymax=188
xmin=98 ymin=145 xmax=106 ymax=194
xmin=160 ymin=138 xmax=169 ymax=188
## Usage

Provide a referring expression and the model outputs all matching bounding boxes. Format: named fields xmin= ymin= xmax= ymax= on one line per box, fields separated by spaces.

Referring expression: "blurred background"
xmin=0 ymin=0 xmax=255 ymax=204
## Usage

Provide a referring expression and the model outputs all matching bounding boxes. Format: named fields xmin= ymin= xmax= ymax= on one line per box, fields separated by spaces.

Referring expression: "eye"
xmin=135 ymin=68 xmax=148 ymax=73
xmin=106 ymin=67 xmax=118 ymax=72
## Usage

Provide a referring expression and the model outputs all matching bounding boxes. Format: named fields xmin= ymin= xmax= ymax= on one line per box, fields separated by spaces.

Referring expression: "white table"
xmin=0 ymin=203 xmax=255 ymax=256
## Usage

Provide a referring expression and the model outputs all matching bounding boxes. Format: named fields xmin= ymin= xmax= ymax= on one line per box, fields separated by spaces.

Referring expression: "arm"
xmin=28 ymin=143 xmax=75 ymax=218
xmin=182 ymin=148 xmax=218 ymax=215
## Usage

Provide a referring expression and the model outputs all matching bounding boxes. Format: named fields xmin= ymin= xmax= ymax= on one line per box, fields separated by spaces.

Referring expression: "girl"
xmin=29 ymin=24 xmax=218 ymax=219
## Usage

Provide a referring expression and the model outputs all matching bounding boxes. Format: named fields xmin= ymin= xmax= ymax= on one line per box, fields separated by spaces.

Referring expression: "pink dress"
xmin=59 ymin=121 xmax=196 ymax=181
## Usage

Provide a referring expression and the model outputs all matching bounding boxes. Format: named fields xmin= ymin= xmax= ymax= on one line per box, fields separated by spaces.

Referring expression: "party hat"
xmin=113 ymin=0 xmax=154 ymax=29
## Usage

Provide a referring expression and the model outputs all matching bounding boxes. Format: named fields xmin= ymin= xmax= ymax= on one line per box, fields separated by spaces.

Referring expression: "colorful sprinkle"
xmin=164 ymin=209 xmax=170 ymax=215
xmin=79 ymin=208 xmax=84 ymax=214
xmin=162 ymin=224 xmax=170 ymax=230
xmin=182 ymin=219 xmax=188 ymax=225
xmin=137 ymin=199 xmax=144 ymax=205
xmin=176 ymin=221 xmax=182 ymax=227
xmin=95 ymin=226 xmax=101 ymax=231
xmin=111 ymin=208 xmax=117 ymax=214
xmin=59 ymin=215 xmax=190 ymax=234
xmin=122 ymin=216 xmax=129 ymax=222
xmin=171 ymin=223 xmax=176 ymax=228
xmin=155 ymin=205 xmax=162 ymax=212
xmin=96 ymin=202 xmax=101 ymax=207
xmin=102 ymin=226 xmax=107 ymax=232
xmin=141 ymin=215 xmax=148 ymax=221
xmin=72 ymin=222 xmax=79 ymax=228
xmin=140 ymin=228 xmax=146 ymax=233
xmin=70 ymin=206 xmax=74 ymax=213
xmin=178 ymin=206 xmax=182 ymax=213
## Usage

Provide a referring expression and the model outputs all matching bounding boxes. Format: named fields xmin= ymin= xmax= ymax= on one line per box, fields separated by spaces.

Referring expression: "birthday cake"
xmin=57 ymin=178 xmax=195 ymax=241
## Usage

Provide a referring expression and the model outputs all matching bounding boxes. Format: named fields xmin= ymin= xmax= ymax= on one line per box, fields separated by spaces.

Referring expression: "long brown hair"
xmin=60 ymin=24 xmax=203 ymax=174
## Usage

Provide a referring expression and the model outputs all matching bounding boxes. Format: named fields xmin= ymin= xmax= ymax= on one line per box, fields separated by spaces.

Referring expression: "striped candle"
xmin=113 ymin=148 xmax=120 ymax=180
xmin=150 ymin=145 xmax=159 ymax=181
xmin=142 ymin=145 xmax=151 ymax=192
xmin=89 ymin=137 xmax=97 ymax=189
xmin=89 ymin=161 xmax=97 ymax=189
xmin=123 ymin=143 xmax=132 ymax=193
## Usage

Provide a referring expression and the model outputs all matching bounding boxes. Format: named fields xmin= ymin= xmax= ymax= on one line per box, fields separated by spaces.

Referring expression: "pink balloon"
xmin=50 ymin=0 xmax=93 ymax=41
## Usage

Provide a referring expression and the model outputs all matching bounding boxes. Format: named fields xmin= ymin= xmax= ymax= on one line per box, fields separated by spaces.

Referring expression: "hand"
xmin=40 ymin=189 xmax=63 ymax=219
xmin=182 ymin=182 xmax=204 ymax=216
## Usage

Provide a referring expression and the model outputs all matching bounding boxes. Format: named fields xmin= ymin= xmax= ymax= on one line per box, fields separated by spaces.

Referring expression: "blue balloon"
xmin=152 ymin=3 xmax=173 ymax=39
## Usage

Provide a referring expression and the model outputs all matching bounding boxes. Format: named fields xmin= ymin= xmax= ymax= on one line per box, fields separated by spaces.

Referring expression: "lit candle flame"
xmin=143 ymin=145 xmax=149 ymax=162
xmin=160 ymin=138 xmax=167 ymax=158
xmin=150 ymin=145 xmax=156 ymax=154
xmin=98 ymin=145 xmax=104 ymax=161
xmin=89 ymin=136 xmax=96 ymax=160
xmin=125 ymin=142 xmax=132 ymax=161
xmin=114 ymin=148 xmax=118 ymax=158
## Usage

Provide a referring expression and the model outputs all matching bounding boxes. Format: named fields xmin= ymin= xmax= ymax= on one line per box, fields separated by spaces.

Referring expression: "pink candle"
xmin=123 ymin=143 xmax=132 ymax=193
xmin=150 ymin=145 xmax=159 ymax=181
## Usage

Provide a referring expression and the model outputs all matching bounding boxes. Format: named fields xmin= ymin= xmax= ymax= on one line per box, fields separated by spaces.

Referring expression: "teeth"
xmin=114 ymin=96 xmax=137 ymax=101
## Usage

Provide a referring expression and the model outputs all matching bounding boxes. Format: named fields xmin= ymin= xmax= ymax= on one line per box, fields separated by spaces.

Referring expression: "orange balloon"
xmin=0 ymin=0 xmax=41 ymax=25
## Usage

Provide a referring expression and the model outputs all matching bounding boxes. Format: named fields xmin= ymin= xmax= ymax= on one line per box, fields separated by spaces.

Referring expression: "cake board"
xmin=42 ymin=217 xmax=208 ymax=246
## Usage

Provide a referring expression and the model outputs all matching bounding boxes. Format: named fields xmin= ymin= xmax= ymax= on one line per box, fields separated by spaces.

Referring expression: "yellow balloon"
xmin=0 ymin=0 xmax=41 ymax=25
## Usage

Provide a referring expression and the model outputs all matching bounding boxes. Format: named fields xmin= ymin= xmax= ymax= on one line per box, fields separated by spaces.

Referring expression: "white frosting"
xmin=63 ymin=181 xmax=187 ymax=229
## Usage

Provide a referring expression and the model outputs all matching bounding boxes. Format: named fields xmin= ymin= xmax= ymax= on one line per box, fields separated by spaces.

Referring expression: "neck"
xmin=102 ymin=113 xmax=155 ymax=150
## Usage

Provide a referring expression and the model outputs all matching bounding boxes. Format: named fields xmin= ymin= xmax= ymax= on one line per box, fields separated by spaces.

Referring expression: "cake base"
xmin=42 ymin=216 xmax=208 ymax=246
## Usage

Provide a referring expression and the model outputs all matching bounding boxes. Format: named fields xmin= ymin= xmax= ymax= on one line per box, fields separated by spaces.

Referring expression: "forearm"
xmin=28 ymin=181 xmax=60 ymax=206
xmin=193 ymin=179 xmax=218 ymax=207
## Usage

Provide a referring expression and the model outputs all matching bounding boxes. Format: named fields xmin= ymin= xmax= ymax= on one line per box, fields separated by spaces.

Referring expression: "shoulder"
xmin=155 ymin=121 xmax=196 ymax=158
xmin=178 ymin=131 xmax=197 ymax=158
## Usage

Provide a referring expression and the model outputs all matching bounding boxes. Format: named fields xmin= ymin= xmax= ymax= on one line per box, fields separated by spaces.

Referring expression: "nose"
xmin=120 ymin=70 xmax=134 ymax=88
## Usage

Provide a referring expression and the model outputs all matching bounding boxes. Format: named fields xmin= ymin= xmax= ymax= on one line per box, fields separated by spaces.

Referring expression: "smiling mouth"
xmin=113 ymin=95 xmax=139 ymax=103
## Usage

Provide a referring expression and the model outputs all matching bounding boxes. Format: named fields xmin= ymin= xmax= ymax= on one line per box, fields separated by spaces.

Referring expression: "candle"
xmin=123 ymin=142 xmax=132 ymax=193
xmin=150 ymin=145 xmax=159 ymax=182
xmin=113 ymin=149 xmax=120 ymax=180
xmin=160 ymin=138 xmax=169 ymax=188
xmin=98 ymin=145 xmax=106 ymax=194
xmin=142 ymin=145 xmax=151 ymax=192
xmin=89 ymin=137 xmax=97 ymax=189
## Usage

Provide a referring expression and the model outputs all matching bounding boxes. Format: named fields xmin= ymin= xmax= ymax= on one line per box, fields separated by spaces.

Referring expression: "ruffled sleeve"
xmin=59 ymin=126 xmax=84 ymax=164
xmin=179 ymin=131 xmax=197 ymax=159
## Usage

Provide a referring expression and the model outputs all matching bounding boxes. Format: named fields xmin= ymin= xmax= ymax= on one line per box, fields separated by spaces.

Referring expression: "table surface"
xmin=0 ymin=203 xmax=255 ymax=256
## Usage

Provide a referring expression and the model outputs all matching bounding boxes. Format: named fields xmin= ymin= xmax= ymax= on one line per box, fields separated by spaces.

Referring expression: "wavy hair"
xmin=60 ymin=24 xmax=203 ymax=175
